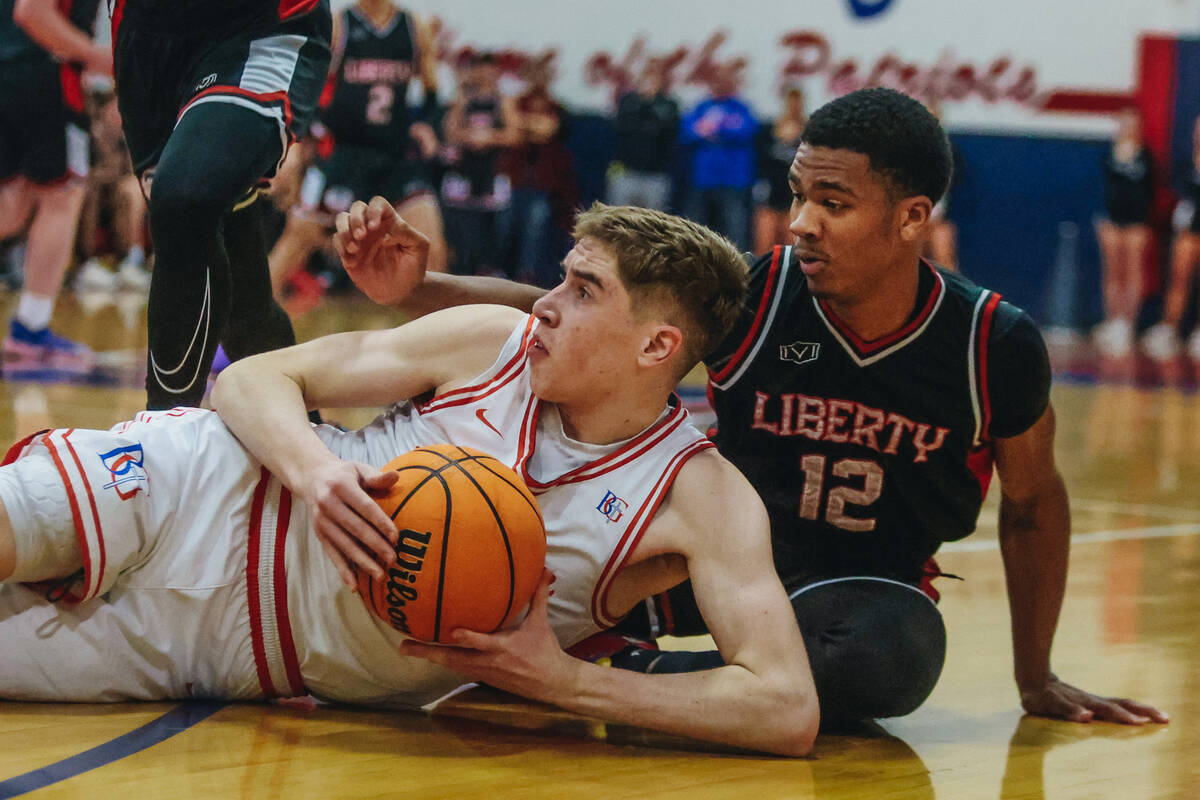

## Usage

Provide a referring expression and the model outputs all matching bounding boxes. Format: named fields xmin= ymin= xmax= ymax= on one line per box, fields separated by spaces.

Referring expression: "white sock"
xmin=125 ymin=245 xmax=145 ymax=267
xmin=15 ymin=293 xmax=54 ymax=331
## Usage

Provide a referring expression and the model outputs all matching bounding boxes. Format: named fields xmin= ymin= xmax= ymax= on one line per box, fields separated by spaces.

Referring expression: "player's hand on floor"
xmin=334 ymin=196 xmax=429 ymax=306
xmin=299 ymin=458 xmax=399 ymax=589
xmin=399 ymin=571 xmax=579 ymax=702
xmin=1020 ymin=674 xmax=1169 ymax=725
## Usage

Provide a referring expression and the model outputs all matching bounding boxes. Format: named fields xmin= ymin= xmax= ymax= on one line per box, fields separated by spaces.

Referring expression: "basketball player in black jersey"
xmin=110 ymin=0 xmax=331 ymax=409
xmin=1 ymin=0 xmax=108 ymax=368
xmin=268 ymin=0 xmax=445 ymax=300
xmin=330 ymin=88 xmax=1168 ymax=728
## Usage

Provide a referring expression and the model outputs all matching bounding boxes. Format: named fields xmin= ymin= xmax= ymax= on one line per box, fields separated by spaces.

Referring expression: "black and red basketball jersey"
xmin=706 ymin=246 xmax=1050 ymax=585
xmin=112 ymin=0 xmax=321 ymax=37
xmin=1 ymin=0 xmax=100 ymax=63
xmin=318 ymin=4 xmax=418 ymax=149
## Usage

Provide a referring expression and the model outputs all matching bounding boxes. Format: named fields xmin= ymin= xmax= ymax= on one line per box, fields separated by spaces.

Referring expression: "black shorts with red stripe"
xmin=0 ymin=57 xmax=90 ymax=185
xmin=112 ymin=0 xmax=331 ymax=177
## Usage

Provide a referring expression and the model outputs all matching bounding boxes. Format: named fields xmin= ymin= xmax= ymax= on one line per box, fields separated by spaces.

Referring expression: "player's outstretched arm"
xmin=212 ymin=305 xmax=525 ymax=588
xmin=402 ymin=452 xmax=819 ymax=756
xmin=334 ymin=197 xmax=547 ymax=313
xmin=994 ymin=405 xmax=1168 ymax=725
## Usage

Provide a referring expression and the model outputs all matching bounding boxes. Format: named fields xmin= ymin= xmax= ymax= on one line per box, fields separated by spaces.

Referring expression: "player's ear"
xmin=897 ymin=195 xmax=932 ymax=243
xmin=640 ymin=324 xmax=684 ymax=368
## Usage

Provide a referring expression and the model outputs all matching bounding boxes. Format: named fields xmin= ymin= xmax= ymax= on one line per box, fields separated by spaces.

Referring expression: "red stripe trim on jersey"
xmin=2 ymin=429 xmax=49 ymax=466
xmin=59 ymin=63 xmax=84 ymax=114
xmin=967 ymin=444 xmax=996 ymax=500
xmin=62 ymin=432 xmax=106 ymax=596
xmin=708 ymin=246 xmax=784 ymax=384
xmin=975 ymin=293 xmax=1002 ymax=440
xmin=41 ymin=431 xmax=95 ymax=602
xmin=817 ymin=262 xmax=945 ymax=355
xmin=246 ymin=468 xmax=277 ymax=698
xmin=515 ymin=399 xmax=541 ymax=485
xmin=110 ymin=0 xmax=126 ymax=45
xmin=521 ymin=400 xmax=689 ymax=491
xmin=178 ymin=87 xmax=295 ymax=132
xmin=273 ymin=486 xmax=306 ymax=696
xmin=419 ymin=317 xmax=537 ymax=413
xmin=590 ymin=440 xmax=715 ymax=629
xmin=278 ymin=0 xmax=320 ymax=19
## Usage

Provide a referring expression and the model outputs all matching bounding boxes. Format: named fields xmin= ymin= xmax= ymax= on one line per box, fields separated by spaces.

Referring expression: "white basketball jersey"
xmin=309 ymin=315 xmax=714 ymax=672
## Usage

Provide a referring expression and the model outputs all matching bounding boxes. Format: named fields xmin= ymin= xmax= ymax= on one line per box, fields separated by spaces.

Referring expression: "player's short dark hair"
xmin=801 ymin=88 xmax=953 ymax=204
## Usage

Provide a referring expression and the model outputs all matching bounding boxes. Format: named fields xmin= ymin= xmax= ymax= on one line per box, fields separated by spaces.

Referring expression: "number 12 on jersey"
xmin=798 ymin=455 xmax=883 ymax=531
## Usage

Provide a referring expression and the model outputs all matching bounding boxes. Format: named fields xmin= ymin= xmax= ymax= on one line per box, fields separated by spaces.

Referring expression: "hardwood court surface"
xmin=0 ymin=292 xmax=1196 ymax=799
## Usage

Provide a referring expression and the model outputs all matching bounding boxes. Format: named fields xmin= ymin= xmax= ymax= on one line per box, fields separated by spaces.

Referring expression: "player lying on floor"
xmin=0 ymin=204 xmax=817 ymax=757
xmin=333 ymin=88 xmax=1167 ymax=729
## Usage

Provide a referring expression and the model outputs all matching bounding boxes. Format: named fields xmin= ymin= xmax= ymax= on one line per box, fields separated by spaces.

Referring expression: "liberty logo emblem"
xmin=780 ymin=341 xmax=820 ymax=365
xmin=597 ymin=491 xmax=628 ymax=523
xmin=99 ymin=445 xmax=148 ymax=500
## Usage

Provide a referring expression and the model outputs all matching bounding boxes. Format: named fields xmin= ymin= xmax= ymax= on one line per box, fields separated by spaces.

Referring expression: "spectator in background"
xmin=498 ymin=56 xmax=578 ymax=287
xmin=607 ymin=57 xmax=679 ymax=212
xmin=680 ymin=64 xmax=758 ymax=251
xmin=1093 ymin=108 xmax=1154 ymax=358
xmin=1143 ymin=115 xmax=1200 ymax=362
xmin=267 ymin=1 xmax=445 ymax=303
xmin=439 ymin=51 xmax=517 ymax=276
xmin=74 ymin=84 xmax=151 ymax=293
xmin=753 ymin=85 xmax=805 ymax=254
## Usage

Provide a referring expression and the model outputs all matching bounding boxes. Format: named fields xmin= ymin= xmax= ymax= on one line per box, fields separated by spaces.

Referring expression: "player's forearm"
xmin=13 ymin=0 xmax=96 ymax=64
xmin=550 ymin=660 xmax=817 ymax=757
xmin=998 ymin=474 xmax=1071 ymax=691
xmin=397 ymin=272 xmax=545 ymax=318
xmin=211 ymin=359 xmax=338 ymax=490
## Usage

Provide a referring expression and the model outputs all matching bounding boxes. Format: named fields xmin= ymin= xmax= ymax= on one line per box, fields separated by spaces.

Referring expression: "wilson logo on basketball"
xmin=359 ymin=444 xmax=546 ymax=643
xmin=384 ymin=528 xmax=432 ymax=635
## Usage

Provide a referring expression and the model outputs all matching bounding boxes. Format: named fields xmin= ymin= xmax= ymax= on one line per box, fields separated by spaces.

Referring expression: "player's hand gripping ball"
xmin=358 ymin=445 xmax=547 ymax=643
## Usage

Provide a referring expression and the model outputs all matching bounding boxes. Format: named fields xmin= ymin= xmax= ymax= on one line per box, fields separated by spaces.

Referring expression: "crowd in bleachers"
xmin=6 ymin=16 xmax=1200 ymax=368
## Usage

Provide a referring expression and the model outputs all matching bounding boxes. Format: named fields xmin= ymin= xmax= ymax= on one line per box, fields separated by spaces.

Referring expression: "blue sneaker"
xmin=3 ymin=320 xmax=94 ymax=370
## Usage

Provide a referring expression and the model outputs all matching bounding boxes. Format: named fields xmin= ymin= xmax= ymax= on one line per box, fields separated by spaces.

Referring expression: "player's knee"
xmin=805 ymin=584 xmax=947 ymax=720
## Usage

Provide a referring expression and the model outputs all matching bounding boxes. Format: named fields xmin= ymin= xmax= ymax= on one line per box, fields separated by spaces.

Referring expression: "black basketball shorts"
xmin=112 ymin=3 xmax=332 ymax=179
xmin=297 ymin=140 xmax=434 ymax=224
xmin=0 ymin=59 xmax=90 ymax=185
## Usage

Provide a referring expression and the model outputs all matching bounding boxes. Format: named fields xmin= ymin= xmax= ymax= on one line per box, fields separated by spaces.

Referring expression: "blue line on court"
xmin=0 ymin=701 xmax=225 ymax=799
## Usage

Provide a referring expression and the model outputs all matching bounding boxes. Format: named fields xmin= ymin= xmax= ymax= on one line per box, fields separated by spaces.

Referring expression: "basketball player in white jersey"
xmin=0 ymin=204 xmax=818 ymax=757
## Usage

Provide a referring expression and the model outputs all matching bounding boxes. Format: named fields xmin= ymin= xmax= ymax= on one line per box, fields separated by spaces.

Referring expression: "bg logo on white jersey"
xmin=596 ymin=490 xmax=628 ymax=523
xmin=99 ymin=444 xmax=149 ymax=500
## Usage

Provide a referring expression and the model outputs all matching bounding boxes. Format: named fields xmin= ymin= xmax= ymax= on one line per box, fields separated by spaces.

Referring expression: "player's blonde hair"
xmin=572 ymin=203 xmax=748 ymax=370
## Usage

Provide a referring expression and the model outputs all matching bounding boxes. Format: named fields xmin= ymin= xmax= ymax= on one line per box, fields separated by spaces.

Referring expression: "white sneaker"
xmin=1093 ymin=318 xmax=1132 ymax=357
xmin=74 ymin=258 xmax=117 ymax=292
xmin=1141 ymin=322 xmax=1180 ymax=362
xmin=1187 ymin=328 xmax=1200 ymax=361
xmin=115 ymin=256 xmax=152 ymax=291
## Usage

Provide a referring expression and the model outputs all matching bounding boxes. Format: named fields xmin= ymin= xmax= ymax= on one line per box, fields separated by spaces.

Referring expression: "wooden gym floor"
xmin=0 ymin=290 xmax=1196 ymax=799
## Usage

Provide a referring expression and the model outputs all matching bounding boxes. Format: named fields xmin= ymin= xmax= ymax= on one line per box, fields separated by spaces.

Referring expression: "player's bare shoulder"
xmin=648 ymin=447 xmax=770 ymax=556
xmin=417 ymin=304 xmax=529 ymax=392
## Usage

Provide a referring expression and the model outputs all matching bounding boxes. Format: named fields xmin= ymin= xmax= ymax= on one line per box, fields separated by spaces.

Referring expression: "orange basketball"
xmin=357 ymin=444 xmax=546 ymax=643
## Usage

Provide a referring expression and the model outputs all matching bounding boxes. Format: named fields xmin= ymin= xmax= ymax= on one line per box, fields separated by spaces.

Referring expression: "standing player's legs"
xmin=0 ymin=60 xmax=93 ymax=367
xmin=221 ymin=192 xmax=298 ymax=361
xmin=395 ymin=194 xmax=447 ymax=275
xmin=144 ymin=103 xmax=286 ymax=407
xmin=268 ymin=213 xmax=328 ymax=298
